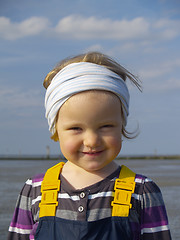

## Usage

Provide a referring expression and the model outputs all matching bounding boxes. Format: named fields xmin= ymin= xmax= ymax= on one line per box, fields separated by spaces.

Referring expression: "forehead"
xmin=58 ymin=90 xmax=122 ymax=121
xmin=66 ymin=90 xmax=120 ymax=105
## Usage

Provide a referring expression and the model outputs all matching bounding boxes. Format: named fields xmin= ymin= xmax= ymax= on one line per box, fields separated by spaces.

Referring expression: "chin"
xmin=83 ymin=161 xmax=111 ymax=172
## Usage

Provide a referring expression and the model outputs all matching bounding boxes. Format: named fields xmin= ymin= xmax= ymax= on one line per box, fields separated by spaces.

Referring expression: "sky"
xmin=0 ymin=0 xmax=180 ymax=157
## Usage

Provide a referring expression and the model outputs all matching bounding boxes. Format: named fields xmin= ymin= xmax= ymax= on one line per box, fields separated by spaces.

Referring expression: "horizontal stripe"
xmin=17 ymin=196 xmax=32 ymax=211
xmin=56 ymin=209 xmax=78 ymax=220
xmin=45 ymin=62 xmax=129 ymax=134
xmin=8 ymin=166 xmax=171 ymax=240
xmin=142 ymin=220 xmax=168 ymax=229
xmin=141 ymin=225 xmax=169 ymax=234
xmin=33 ymin=190 xmax=114 ymax=204
xmin=12 ymin=208 xmax=33 ymax=225
xmin=10 ymin=222 xmax=33 ymax=230
xmin=58 ymin=193 xmax=80 ymax=201
xmin=135 ymin=178 xmax=143 ymax=184
xmin=9 ymin=226 xmax=31 ymax=234
xmin=87 ymin=208 xmax=112 ymax=221
xmin=143 ymin=206 xmax=168 ymax=223
xmin=145 ymin=178 xmax=152 ymax=182
xmin=32 ymin=174 xmax=44 ymax=183
xmin=33 ymin=181 xmax=42 ymax=187
xmin=58 ymin=191 xmax=113 ymax=201
xmin=132 ymin=193 xmax=141 ymax=201
xmin=135 ymin=175 xmax=152 ymax=183
xmin=32 ymin=196 xmax=41 ymax=205
xmin=25 ymin=179 xmax=32 ymax=185
xmin=88 ymin=191 xmax=113 ymax=199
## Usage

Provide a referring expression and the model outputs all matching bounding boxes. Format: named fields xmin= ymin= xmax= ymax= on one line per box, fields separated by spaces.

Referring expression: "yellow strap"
xmin=111 ymin=165 xmax=136 ymax=217
xmin=39 ymin=162 xmax=65 ymax=218
xmin=39 ymin=163 xmax=135 ymax=218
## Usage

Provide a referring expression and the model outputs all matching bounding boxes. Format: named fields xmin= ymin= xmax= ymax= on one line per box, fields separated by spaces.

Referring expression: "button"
xmin=80 ymin=192 xmax=85 ymax=198
xmin=78 ymin=206 xmax=84 ymax=212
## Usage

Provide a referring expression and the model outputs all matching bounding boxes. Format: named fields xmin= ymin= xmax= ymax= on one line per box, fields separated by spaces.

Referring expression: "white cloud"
xmin=153 ymin=18 xmax=180 ymax=40
xmin=55 ymin=15 xmax=180 ymax=42
xmin=55 ymin=15 xmax=149 ymax=40
xmin=0 ymin=16 xmax=50 ymax=40
xmin=0 ymin=15 xmax=179 ymax=43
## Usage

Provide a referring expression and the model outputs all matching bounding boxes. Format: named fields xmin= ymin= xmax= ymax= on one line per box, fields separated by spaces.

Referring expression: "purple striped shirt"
xmin=8 ymin=165 xmax=171 ymax=240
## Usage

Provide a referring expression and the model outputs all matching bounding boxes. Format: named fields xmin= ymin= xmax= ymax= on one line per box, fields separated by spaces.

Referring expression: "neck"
xmin=61 ymin=161 xmax=119 ymax=189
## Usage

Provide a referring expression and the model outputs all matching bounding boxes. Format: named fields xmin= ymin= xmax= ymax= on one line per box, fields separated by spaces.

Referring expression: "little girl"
xmin=8 ymin=52 xmax=171 ymax=240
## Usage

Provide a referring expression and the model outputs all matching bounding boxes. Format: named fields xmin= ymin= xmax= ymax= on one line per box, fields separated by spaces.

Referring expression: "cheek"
xmin=60 ymin=138 xmax=79 ymax=155
xmin=108 ymin=135 xmax=122 ymax=151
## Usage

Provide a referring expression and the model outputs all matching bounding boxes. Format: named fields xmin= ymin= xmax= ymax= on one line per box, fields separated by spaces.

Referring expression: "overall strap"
xmin=39 ymin=162 xmax=65 ymax=218
xmin=39 ymin=163 xmax=136 ymax=218
xmin=111 ymin=165 xmax=136 ymax=217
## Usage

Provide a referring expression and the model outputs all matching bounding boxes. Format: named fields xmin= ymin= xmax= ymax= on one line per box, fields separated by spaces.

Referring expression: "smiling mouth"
xmin=82 ymin=151 xmax=103 ymax=156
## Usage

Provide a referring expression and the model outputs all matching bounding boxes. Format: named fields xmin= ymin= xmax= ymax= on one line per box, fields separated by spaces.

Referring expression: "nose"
xmin=83 ymin=130 xmax=101 ymax=148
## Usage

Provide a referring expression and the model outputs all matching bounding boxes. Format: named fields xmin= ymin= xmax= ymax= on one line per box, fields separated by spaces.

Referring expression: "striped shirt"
xmin=8 ymin=166 xmax=171 ymax=240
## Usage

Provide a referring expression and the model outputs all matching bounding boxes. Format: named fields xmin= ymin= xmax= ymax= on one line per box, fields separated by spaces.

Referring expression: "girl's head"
xmin=56 ymin=90 xmax=123 ymax=171
xmin=43 ymin=52 xmax=141 ymax=141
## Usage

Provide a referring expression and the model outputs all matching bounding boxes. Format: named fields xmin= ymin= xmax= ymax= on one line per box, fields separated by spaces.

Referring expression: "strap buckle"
xmin=39 ymin=162 xmax=64 ymax=218
xmin=111 ymin=178 xmax=135 ymax=217
xmin=41 ymin=189 xmax=59 ymax=205
xmin=114 ymin=178 xmax=135 ymax=192
xmin=41 ymin=180 xmax=60 ymax=191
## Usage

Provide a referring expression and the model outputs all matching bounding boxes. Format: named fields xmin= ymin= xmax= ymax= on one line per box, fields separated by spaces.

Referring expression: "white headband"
xmin=45 ymin=62 xmax=130 ymax=135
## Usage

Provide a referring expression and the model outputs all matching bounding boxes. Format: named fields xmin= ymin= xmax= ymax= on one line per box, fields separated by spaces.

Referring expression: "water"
xmin=0 ymin=159 xmax=180 ymax=239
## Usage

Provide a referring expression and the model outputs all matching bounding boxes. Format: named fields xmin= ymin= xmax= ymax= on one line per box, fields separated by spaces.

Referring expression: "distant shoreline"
xmin=0 ymin=155 xmax=180 ymax=160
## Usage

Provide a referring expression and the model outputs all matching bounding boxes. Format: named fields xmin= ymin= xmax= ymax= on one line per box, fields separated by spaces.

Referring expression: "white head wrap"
xmin=45 ymin=62 xmax=130 ymax=135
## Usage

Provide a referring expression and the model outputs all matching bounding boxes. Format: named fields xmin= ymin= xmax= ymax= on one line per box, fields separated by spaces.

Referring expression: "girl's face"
xmin=56 ymin=90 xmax=123 ymax=173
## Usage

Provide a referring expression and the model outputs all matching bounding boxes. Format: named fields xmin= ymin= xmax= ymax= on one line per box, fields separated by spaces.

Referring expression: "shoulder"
xmin=22 ymin=173 xmax=45 ymax=222
xmin=17 ymin=173 xmax=45 ymax=208
xmin=31 ymin=173 xmax=45 ymax=186
xmin=133 ymin=175 xmax=171 ymax=238
xmin=135 ymin=173 xmax=161 ymax=193
xmin=132 ymin=173 xmax=164 ymax=212
xmin=134 ymin=173 xmax=166 ymax=211
xmin=30 ymin=173 xmax=45 ymax=200
xmin=21 ymin=173 xmax=45 ymax=192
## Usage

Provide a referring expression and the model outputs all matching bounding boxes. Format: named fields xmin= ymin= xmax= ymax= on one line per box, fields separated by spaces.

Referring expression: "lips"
xmin=82 ymin=150 xmax=104 ymax=156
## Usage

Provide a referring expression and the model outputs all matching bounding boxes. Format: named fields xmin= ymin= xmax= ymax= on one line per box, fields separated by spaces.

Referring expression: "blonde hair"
xmin=43 ymin=52 xmax=142 ymax=141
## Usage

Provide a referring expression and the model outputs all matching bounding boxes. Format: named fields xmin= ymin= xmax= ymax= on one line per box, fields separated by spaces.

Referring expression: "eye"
xmin=69 ymin=127 xmax=82 ymax=131
xmin=100 ymin=124 xmax=114 ymax=129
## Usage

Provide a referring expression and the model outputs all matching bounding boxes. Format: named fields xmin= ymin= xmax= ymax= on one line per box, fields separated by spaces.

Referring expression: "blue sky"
xmin=0 ymin=0 xmax=180 ymax=156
